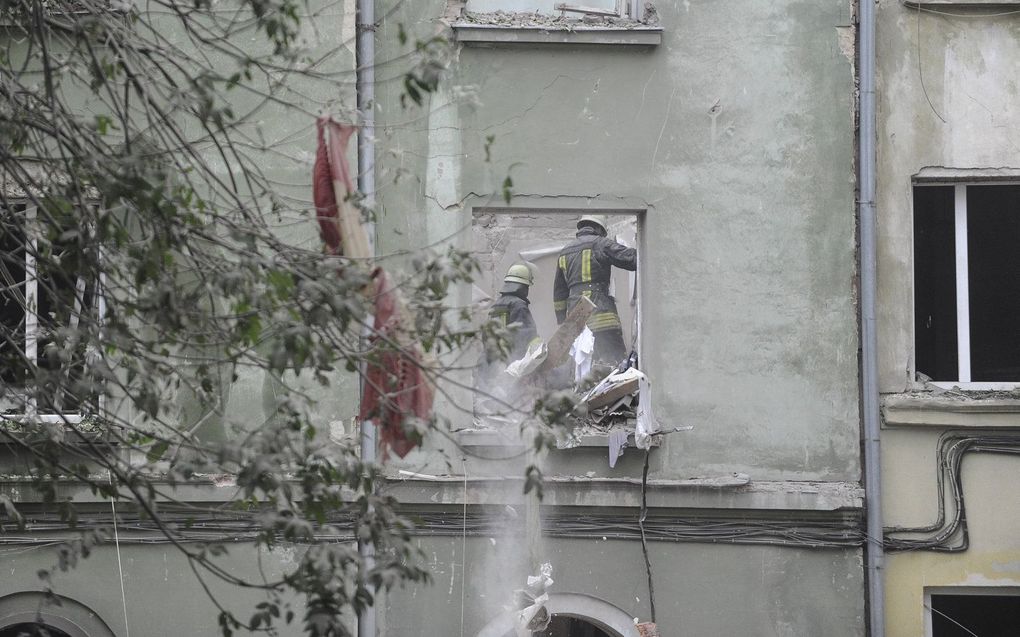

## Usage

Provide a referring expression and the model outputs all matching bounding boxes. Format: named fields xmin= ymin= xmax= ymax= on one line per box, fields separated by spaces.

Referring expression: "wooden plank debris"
xmin=537 ymin=296 xmax=596 ymax=372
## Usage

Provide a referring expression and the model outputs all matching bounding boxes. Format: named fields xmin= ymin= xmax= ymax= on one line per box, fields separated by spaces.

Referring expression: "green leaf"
xmin=146 ymin=441 xmax=170 ymax=463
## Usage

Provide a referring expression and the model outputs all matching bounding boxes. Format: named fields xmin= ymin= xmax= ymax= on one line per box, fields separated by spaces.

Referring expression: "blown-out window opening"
xmin=470 ymin=209 xmax=652 ymax=460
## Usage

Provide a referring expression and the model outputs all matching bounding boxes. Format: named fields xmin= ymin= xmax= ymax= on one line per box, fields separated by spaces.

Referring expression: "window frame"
xmin=924 ymin=586 xmax=1020 ymax=637
xmin=1 ymin=199 xmax=100 ymax=420
xmin=913 ymin=181 xmax=1020 ymax=390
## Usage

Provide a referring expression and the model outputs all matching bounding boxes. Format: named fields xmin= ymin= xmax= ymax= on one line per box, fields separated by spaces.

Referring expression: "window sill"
xmin=882 ymin=393 xmax=1020 ymax=428
xmin=455 ymin=426 xmax=659 ymax=450
xmin=452 ymin=23 xmax=662 ymax=46
xmin=0 ymin=414 xmax=111 ymax=445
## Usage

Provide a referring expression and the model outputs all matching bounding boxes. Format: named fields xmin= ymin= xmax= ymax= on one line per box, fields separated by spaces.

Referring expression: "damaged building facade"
xmin=0 ymin=0 xmax=867 ymax=635
xmin=372 ymin=1 xmax=865 ymax=635
xmin=8 ymin=0 xmax=1019 ymax=636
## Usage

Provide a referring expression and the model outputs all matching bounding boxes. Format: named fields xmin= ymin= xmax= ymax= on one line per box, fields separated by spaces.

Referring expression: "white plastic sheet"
xmin=635 ymin=371 xmax=660 ymax=449
xmin=505 ymin=340 xmax=548 ymax=378
xmin=569 ymin=327 xmax=595 ymax=382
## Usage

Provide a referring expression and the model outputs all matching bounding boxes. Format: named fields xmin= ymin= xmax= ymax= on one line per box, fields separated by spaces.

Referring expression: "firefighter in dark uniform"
xmin=488 ymin=263 xmax=541 ymax=366
xmin=553 ymin=215 xmax=637 ymax=366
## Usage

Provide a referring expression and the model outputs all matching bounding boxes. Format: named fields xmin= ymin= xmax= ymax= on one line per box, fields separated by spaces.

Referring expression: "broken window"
xmin=1 ymin=201 xmax=97 ymax=415
xmin=914 ymin=184 xmax=1020 ymax=384
xmin=471 ymin=210 xmax=653 ymax=458
xmin=465 ymin=0 xmax=640 ymax=19
xmin=929 ymin=591 xmax=1020 ymax=637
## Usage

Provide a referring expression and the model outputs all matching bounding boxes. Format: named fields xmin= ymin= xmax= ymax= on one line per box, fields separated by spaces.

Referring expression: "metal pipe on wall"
xmin=858 ymin=0 xmax=885 ymax=634
xmin=356 ymin=0 xmax=377 ymax=635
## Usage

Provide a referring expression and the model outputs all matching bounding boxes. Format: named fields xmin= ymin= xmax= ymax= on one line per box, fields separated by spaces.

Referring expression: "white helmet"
xmin=577 ymin=214 xmax=608 ymax=234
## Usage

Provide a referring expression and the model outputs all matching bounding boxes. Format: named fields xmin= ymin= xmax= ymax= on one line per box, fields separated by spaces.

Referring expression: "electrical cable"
xmin=884 ymin=430 xmax=1020 ymax=552
xmin=109 ymin=471 xmax=131 ymax=637
xmin=638 ymin=448 xmax=656 ymax=623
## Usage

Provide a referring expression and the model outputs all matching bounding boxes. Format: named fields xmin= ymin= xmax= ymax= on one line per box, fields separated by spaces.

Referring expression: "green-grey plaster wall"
xmin=0 ymin=541 xmax=343 ymax=636
xmin=375 ymin=0 xmax=860 ymax=482
xmin=381 ymin=536 xmax=864 ymax=637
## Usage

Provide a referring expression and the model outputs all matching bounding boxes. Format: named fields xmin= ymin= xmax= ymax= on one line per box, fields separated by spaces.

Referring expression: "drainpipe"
xmin=858 ymin=0 xmax=884 ymax=636
xmin=356 ymin=0 xmax=377 ymax=636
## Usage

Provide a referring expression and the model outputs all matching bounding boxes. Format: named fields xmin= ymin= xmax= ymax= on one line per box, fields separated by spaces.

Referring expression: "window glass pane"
xmin=0 ymin=204 xmax=27 ymax=388
xmin=967 ymin=185 xmax=1020 ymax=382
xmin=1 ymin=202 xmax=95 ymax=412
xmin=914 ymin=186 xmax=958 ymax=381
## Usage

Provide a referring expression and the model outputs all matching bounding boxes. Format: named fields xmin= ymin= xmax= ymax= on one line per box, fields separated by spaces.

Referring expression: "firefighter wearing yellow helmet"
xmin=553 ymin=215 xmax=637 ymax=365
xmin=488 ymin=263 xmax=541 ymax=363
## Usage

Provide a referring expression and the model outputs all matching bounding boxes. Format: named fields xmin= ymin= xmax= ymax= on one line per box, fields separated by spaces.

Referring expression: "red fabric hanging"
xmin=312 ymin=116 xmax=432 ymax=460
xmin=312 ymin=117 xmax=355 ymax=256
xmin=358 ymin=269 xmax=434 ymax=460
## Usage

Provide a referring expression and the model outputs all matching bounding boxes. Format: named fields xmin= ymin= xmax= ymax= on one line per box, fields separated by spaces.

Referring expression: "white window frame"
xmin=924 ymin=586 xmax=1020 ymax=637
xmin=1 ymin=200 xmax=96 ymax=421
xmin=914 ymin=182 xmax=1020 ymax=390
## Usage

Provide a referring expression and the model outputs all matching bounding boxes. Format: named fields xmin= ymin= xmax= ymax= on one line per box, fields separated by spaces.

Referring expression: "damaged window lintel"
xmin=449 ymin=2 xmax=662 ymax=46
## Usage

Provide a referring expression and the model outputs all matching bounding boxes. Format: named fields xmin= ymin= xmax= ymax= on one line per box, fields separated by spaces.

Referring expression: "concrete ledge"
xmin=384 ymin=475 xmax=863 ymax=511
xmin=913 ymin=166 xmax=1020 ymax=183
xmin=883 ymin=394 xmax=1020 ymax=427
xmin=452 ymin=23 xmax=662 ymax=46
xmin=0 ymin=475 xmax=863 ymax=511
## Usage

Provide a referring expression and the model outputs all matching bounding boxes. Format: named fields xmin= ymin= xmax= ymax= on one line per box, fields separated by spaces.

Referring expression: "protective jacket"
xmin=553 ymin=227 xmax=637 ymax=363
xmin=488 ymin=284 xmax=539 ymax=363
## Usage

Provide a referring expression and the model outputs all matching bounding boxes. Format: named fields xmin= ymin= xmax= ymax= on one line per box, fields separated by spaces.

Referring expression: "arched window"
xmin=477 ymin=592 xmax=640 ymax=637
xmin=0 ymin=593 xmax=115 ymax=637
xmin=0 ymin=623 xmax=74 ymax=637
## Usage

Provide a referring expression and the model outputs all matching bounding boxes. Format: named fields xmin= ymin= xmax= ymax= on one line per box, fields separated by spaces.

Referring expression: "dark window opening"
xmin=914 ymin=186 xmax=957 ymax=381
xmin=966 ymin=186 xmax=1020 ymax=381
xmin=532 ymin=615 xmax=613 ymax=637
xmin=0 ymin=202 xmax=97 ymax=412
xmin=0 ymin=623 xmax=75 ymax=637
xmin=0 ymin=205 xmax=28 ymax=387
xmin=914 ymin=184 xmax=1020 ymax=382
xmin=931 ymin=593 xmax=1020 ymax=637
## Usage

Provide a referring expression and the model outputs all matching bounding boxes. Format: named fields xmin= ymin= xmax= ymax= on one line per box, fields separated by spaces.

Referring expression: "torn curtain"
xmin=313 ymin=116 xmax=432 ymax=459
xmin=313 ymin=116 xmax=356 ymax=256
xmin=358 ymin=268 xmax=434 ymax=459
